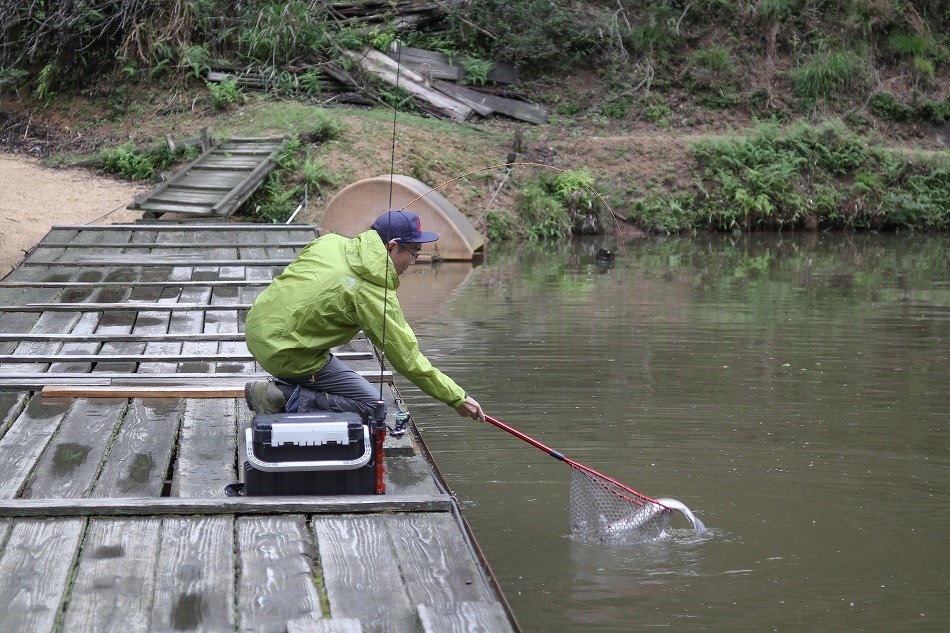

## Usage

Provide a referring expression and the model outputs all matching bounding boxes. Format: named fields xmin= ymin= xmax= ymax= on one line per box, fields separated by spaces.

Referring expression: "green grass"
xmin=626 ymin=120 xmax=950 ymax=233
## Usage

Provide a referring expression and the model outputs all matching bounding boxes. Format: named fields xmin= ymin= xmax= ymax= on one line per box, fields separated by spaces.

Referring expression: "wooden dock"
xmin=128 ymin=137 xmax=287 ymax=220
xmin=0 ymin=223 xmax=518 ymax=632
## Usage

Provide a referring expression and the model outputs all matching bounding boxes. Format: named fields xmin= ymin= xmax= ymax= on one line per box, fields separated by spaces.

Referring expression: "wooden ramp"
xmin=128 ymin=137 xmax=286 ymax=220
xmin=0 ymin=223 xmax=518 ymax=633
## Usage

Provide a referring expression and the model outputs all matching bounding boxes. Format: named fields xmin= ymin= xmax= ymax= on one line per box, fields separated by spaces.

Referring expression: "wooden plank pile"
xmin=206 ymin=45 xmax=547 ymax=125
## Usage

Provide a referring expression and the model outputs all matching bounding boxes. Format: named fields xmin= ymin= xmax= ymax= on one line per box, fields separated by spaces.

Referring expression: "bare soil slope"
xmin=0 ymin=154 xmax=146 ymax=277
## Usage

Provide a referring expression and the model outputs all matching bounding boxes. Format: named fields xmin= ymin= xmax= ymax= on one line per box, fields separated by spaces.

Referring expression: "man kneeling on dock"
xmin=243 ymin=210 xmax=484 ymax=423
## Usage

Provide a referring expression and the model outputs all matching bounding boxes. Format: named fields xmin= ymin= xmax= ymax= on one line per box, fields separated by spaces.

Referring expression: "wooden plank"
xmin=167 ymin=182 xmax=234 ymax=192
xmin=386 ymin=47 xmax=519 ymax=84
xmin=0 ymin=308 xmax=81 ymax=373
xmin=31 ymin=241 xmax=312 ymax=249
xmin=149 ymin=517 xmax=235 ymax=632
xmin=91 ymin=398 xmax=182 ymax=498
xmin=59 ymin=518 xmax=162 ymax=632
xmin=22 ymin=398 xmax=128 ymax=499
xmin=431 ymin=80 xmax=495 ymax=117
xmin=28 ymin=369 xmax=392 ymax=391
xmin=174 ymin=262 xmax=228 ymax=373
xmin=417 ymin=602 xmax=512 ymax=633
xmin=0 ymin=518 xmax=85 ymax=633
xmin=0 ymin=281 xmax=272 ymax=288
xmin=47 ymin=309 xmax=112 ymax=374
xmin=192 ymin=164 xmax=255 ymax=172
xmin=4 ymin=348 xmax=366 ymax=361
xmin=312 ymin=515 xmax=417 ymax=633
xmin=348 ymin=49 xmax=473 ymax=122
xmin=43 ymin=385 xmax=244 ymax=398
xmin=212 ymin=143 xmax=285 ymax=217
xmin=0 ymin=332 xmax=250 ymax=342
xmin=138 ymin=202 xmax=215 ymax=215
xmin=0 ymin=302 xmax=253 ymax=311
xmin=287 ymin=619 xmax=364 ymax=633
xmin=206 ymin=269 xmax=256 ymax=373
xmin=0 ymin=495 xmax=452 ymax=517
xmin=211 ymin=148 xmax=277 ymax=156
xmin=174 ymin=173 xmax=248 ymax=189
xmin=431 ymin=80 xmax=548 ymax=124
xmin=386 ymin=513 xmax=494 ymax=604
xmin=28 ymin=258 xmax=293 ymax=266
xmin=0 ymin=353 xmax=255 ymax=363
xmin=128 ymin=247 xmax=182 ymax=374
xmin=48 ymin=224 xmax=319 ymax=231
xmin=150 ymin=191 xmax=224 ymax=205
xmin=199 ymin=157 xmax=267 ymax=168
xmin=384 ymin=456 xmax=442 ymax=497
xmin=236 ymin=516 xmax=323 ymax=632
xmin=128 ymin=147 xmax=214 ymax=210
xmin=0 ymin=391 xmax=28 ymax=439
xmin=0 ymin=396 xmax=71 ymax=499
xmin=172 ymin=399 xmax=238 ymax=497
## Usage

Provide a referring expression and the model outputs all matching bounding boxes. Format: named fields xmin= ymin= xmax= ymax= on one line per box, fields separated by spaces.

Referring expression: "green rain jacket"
xmin=245 ymin=230 xmax=467 ymax=408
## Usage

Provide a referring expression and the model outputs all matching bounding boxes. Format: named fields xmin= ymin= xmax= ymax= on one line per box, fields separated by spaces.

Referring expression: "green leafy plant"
xmin=369 ymin=26 xmax=397 ymax=53
xmin=792 ymin=48 xmax=869 ymax=104
xmin=238 ymin=0 xmax=329 ymax=66
xmin=486 ymin=209 xmax=518 ymax=241
xmin=33 ymin=63 xmax=57 ymax=103
xmin=180 ymin=44 xmax=212 ymax=83
xmin=459 ymin=56 xmax=493 ymax=86
xmin=302 ymin=152 xmax=338 ymax=196
xmin=207 ymin=79 xmax=244 ymax=110
xmin=299 ymin=70 xmax=323 ymax=95
xmin=99 ymin=143 xmax=189 ymax=181
xmin=689 ymin=47 xmax=731 ymax=73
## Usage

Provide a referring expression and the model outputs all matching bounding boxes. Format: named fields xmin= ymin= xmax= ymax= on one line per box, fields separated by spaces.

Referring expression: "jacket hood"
xmin=346 ymin=230 xmax=400 ymax=290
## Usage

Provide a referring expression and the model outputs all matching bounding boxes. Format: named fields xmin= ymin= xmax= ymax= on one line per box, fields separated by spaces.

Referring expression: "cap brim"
xmin=414 ymin=231 xmax=440 ymax=243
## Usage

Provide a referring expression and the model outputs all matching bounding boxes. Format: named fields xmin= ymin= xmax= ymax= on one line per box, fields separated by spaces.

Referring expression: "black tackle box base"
xmin=243 ymin=411 xmax=377 ymax=496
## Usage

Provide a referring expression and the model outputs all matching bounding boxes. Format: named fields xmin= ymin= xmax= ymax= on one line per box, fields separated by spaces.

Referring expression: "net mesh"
xmin=569 ymin=467 xmax=671 ymax=544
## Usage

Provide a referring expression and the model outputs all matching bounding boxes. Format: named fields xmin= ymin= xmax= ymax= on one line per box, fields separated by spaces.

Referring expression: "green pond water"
xmin=396 ymin=232 xmax=948 ymax=633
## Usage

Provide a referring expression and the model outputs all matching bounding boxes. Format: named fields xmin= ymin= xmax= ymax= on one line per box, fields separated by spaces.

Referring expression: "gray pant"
xmin=275 ymin=354 xmax=382 ymax=420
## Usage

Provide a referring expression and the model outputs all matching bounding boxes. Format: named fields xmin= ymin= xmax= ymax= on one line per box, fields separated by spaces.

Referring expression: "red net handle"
xmin=483 ymin=414 xmax=662 ymax=506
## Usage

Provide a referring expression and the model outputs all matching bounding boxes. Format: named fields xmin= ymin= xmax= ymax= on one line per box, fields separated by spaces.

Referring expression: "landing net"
xmin=569 ymin=468 xmax=671 ymax=544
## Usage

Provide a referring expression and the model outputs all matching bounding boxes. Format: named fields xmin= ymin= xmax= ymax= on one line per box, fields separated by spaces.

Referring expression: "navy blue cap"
xmin=371 ymin=210 xmax=439 ymax=244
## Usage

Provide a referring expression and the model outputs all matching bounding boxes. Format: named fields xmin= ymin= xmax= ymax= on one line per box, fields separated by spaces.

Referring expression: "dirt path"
xmin=0 ymin=154 xmax=147 ymax=277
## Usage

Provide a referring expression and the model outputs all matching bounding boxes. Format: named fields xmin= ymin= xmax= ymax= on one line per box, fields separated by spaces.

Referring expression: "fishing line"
xmin=377 ymin=42 xmax=403 ymax=403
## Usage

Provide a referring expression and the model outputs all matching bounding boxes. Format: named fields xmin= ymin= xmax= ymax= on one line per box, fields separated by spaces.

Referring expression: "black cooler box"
xmin=243 ymin=412 xmax=376 ymax=495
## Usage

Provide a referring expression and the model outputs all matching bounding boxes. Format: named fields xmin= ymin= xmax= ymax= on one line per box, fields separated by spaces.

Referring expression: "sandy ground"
xmin=0 ymin=154 xmax=147 ymax=278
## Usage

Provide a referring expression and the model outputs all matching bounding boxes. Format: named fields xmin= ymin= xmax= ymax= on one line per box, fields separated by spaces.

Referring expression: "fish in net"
xmin=569 ymin=468 xmax=705 ymax=544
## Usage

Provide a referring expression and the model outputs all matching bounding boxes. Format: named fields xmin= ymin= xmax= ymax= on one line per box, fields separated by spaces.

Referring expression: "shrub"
xmin=452 ymin=0 xmax=608 ymax=69
xmin=486 ymin=209 xmax=518 ymax=241
xmin=99 ymin=143 xmax=187 ymax=181
xmin=207 ymin=79 xmax=244 ymax=111
xmin=793 ymin=48 xmax=870 ymax=104
xmin=868 ymin=92 xmax=913 ymax=121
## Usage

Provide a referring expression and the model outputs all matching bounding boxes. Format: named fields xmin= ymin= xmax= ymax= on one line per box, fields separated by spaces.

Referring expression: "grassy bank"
xmin=2 ymin=1 xmax=948 ymax=236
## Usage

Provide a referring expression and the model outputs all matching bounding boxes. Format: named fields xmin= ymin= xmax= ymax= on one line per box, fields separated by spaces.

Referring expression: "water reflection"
xmin=398 ymin=233 xmax=949 ymax=633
